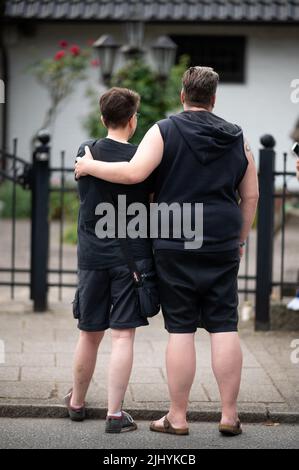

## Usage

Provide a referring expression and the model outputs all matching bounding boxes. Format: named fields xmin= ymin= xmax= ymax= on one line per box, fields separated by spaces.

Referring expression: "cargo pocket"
xmin=72 ymin=288 xmax=80 ymax=319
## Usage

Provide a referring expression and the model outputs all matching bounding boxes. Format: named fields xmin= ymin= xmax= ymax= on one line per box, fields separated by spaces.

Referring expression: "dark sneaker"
xmin=105 ymin=411 xmax=138 ymax=433
xmin=64 ymin=388 xmax=86 ymax=422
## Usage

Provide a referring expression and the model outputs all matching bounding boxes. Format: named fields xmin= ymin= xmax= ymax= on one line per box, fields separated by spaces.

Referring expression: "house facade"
xmin=1 ymin=0 xmax=299 ymax=175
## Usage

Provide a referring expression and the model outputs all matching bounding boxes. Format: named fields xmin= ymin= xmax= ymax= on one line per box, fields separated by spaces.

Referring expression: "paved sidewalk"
xmin=0 ymin=301 xmax=298 ymax=422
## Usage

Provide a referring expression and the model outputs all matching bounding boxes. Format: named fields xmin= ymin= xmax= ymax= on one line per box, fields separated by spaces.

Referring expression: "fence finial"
xmin=36 ymin=129 xmax=51 ymax=146
xmin=260 ymin=134 xmax=276 ymax=149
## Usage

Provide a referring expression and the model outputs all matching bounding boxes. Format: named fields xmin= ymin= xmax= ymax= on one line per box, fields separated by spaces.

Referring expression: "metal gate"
xmin=0 ymin=139 xmax=32 ymax=299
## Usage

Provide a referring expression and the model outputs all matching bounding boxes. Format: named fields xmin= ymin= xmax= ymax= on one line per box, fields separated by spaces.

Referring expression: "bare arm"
xmin=238 ymin=140 xmax=259 ymax=247
xmin=74 ymin=124 xmax=164 ymax=184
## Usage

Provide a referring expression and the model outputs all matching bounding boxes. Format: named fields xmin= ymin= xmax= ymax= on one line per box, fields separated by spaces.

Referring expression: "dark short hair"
xmin=182 ymin=66 xmax=219 ymax=107
xmin=99 ymin=87 xmax=140 ymax=129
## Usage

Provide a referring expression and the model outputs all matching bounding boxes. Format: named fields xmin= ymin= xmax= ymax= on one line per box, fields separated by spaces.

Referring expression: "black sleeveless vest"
xmin=153 ymin=110 xmax=248 ymax=252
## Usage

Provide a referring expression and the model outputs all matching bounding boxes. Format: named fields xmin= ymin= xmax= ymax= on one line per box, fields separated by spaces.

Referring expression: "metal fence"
xmin=0 ymin=139 xmax=32 ymax=298
xmin=0 ymin=132 xmax=298 ymax=330
xmin=256 ymin=135 xmax=299 ymax=330
xmin=273 ymin=151 xmax=299 ymax=298
xmin=48 ymin=150 xmax=77 ymax=300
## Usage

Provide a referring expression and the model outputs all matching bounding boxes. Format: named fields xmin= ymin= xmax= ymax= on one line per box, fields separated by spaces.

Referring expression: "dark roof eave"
xmin=5 ymin=0 xmax=299 ymax=24
xmin=3 ymin=17 xmax=299 ymax=26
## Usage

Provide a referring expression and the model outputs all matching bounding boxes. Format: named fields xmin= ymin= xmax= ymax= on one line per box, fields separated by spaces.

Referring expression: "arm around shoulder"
xmin=128 ymin=124 xmax=164 ymax=183
xmin=75 ymin=125 xmax=163 ymax=184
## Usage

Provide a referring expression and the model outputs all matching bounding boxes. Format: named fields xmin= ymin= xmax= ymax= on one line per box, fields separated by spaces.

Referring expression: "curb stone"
xmin=0 ymin=404 xmax=298 ymax=424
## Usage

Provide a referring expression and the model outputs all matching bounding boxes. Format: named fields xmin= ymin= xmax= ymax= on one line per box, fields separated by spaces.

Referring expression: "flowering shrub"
xmin=31 ymin=40 xmax=99 ymax=131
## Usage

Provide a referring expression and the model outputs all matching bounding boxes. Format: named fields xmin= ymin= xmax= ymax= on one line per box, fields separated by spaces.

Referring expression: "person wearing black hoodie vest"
xmin=75 ymin=67 xmax=259 ymax=437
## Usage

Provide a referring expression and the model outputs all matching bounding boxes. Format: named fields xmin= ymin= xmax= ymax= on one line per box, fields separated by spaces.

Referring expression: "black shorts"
xmin=75 ymin=258 xmax=154 ymax=332
xmin=155 ymin=249 xmax=240 ymax=334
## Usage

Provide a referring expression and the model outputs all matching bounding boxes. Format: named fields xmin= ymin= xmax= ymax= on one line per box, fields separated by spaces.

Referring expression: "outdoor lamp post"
xmin=151 ymin=35 xmax=178 ymax=80
xmin=125 ymin=21 xmax=144 ymax=50
xmin=93 ymin=34 xmax=119 ymax=85
xmin=93 ymin=30 xmax=177 ymax=85
xmin=121 ymin=21 xmax=145 ymax=61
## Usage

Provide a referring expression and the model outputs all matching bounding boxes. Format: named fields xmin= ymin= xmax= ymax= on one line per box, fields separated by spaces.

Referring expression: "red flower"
xmin=59 ymin=40 xmax=68 ymax=48
xmin=54 ymin=50 xmax=66 ymax=61
xmin=70 ymin=45 xmax=80 ymax=56
xmin=91 ymin=59 xmax=100 ymax=67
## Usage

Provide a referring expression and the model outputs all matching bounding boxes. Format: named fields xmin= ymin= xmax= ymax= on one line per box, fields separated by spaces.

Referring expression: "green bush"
xmin=0 ymin=181 xmax=31 ymax=218
xmin=63 ymin=222 xmax=78 ymax=245
xmin=0 ymin=180 xmax=79 ymax=222
xmin=83 ymin=55 xmax=190 ymax=145
xmin=49 ymin=187 xmax=79 ymax=220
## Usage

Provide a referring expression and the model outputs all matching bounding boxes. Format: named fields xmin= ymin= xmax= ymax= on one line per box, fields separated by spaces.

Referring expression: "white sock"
xmin=108 ymin=411 xmax=122 ymax=417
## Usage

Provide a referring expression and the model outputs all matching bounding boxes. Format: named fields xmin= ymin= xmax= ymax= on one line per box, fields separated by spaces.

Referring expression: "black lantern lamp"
xmin=93 ymin=34 xmax=119 ymax=85
xmin=151 ymin=35 xmax=177 ymax=79
xmin=121 ymin=21 xmax=145 ymax=61
xmin=93 ymin=30 xmax=177 ymax=84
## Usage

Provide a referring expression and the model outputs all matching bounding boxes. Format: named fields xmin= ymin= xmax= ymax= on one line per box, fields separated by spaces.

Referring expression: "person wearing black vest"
xmin=75 ymin=67 xmax=259 ymax=437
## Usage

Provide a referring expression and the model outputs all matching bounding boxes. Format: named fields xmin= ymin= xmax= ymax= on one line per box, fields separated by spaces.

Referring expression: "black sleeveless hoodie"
xmin=154 ymin=110 xmax=248 ymax=252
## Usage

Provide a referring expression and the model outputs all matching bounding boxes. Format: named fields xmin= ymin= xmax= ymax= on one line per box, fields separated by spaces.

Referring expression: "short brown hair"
xmin=99 ymin=87 xmax=140 ymax=129
xmin=182 ymin=66 xmax=219 ymax=107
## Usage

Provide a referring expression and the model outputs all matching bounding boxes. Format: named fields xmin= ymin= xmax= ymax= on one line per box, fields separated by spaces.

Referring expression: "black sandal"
xmin=219 ymin=419 xmax=242 ymax=436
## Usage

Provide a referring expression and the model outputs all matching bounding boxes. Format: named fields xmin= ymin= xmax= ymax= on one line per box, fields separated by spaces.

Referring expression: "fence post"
xmin=255 ymin=134 xmax=276 ymax=331
xmin=30 ymin=130 xmax=50 ymax=312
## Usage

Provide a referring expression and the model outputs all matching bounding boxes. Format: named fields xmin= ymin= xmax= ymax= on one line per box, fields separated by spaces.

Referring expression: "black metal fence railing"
xmin=255 ymin=135 xmax=298 ymax=330
xmin=0 ymin=142 xmax=32 ymax=298
xmin=0 ymin=131 xmax=298 ymax=331
xmin=273 ymin=153 xmax=299 ymax=298
xmin=48 ymin=150 xmax=78 ymax=300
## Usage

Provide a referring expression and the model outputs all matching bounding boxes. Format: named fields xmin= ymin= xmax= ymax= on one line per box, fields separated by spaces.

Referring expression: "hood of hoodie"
xmin=170 ymin=111 xmax=243 ymax=165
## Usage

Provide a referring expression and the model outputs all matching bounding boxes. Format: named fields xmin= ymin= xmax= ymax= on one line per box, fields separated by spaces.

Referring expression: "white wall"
xmin=4 ymin=22 xmax=299 ymax=182
xmin=217 ymin=29 xmax=299 ymax=178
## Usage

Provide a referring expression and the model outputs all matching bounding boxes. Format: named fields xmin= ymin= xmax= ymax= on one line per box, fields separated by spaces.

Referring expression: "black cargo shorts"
xmin=72 ymin=258 xmax=154 ymax=331
xmin=155 ymin=249 xmax=240 ymax=334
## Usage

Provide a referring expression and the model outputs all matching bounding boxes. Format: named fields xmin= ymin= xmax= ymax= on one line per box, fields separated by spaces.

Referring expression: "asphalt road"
xmin=0 ymin=419 xmax=298 ymax=449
